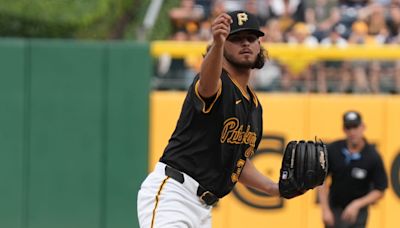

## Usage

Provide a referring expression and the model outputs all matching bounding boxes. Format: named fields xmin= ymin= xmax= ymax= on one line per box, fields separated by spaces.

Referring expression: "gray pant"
xmin=325 ymin=207 xmax=368 ymax=228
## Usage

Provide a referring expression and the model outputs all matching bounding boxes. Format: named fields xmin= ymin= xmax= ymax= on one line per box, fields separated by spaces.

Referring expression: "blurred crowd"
xmin=154 ymin=0 xmax=400 ymax=93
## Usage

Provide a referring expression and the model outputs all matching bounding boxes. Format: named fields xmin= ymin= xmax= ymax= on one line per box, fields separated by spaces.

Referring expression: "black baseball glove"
xmin=279 ymin=140 xmax=328 ymax=199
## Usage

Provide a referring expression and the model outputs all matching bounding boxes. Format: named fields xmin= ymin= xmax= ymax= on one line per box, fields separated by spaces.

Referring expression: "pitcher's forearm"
xmin=198 ymin=43 xmax=224 ymax=97
xmin=198 ymin=13 xmax=231 ymax=98
xmin=239 ymin=159 xmax=280 ymax=196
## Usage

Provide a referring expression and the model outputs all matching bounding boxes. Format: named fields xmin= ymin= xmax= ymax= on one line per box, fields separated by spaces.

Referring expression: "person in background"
xmin=281 ymin=22 xmax=319 ymax=92
xmin=347 ymin=20 xmax=377 ymax=93
xmin=156 ymin=30 xmax=197 ymax=90
xmin=316 ymin=25 xmax=350 ymax=93
xmin=249 ymin=18 xmax=283 ymax=91
xmin=318 ymin=110 xmax=388 ymax=228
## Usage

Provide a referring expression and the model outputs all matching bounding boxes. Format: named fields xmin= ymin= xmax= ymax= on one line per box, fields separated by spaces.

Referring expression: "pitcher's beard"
xmin=224 ymin=51 xmax=255 ymax=69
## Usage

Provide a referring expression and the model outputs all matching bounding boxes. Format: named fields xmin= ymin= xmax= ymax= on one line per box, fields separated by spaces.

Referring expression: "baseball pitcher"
xmin=137 ymin=10 xmax=328 ymax=228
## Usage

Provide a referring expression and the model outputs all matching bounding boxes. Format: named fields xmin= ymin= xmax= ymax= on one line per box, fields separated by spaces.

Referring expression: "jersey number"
xmin=231 ymin=159 xmax=246 ymax=183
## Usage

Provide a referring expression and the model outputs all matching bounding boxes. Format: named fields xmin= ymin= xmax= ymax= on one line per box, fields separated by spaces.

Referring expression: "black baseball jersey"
xmin=160 ymin=70 xmax=263 ymax=198
xmin=327 ymin=139 xmax=388 ymax=208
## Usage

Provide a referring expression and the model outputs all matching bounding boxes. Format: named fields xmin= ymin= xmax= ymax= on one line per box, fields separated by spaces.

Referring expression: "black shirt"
xmin=327 ymin=139 xmax=388 ymax=208
xmin=160 ymin=70 xmax=263 ymax=198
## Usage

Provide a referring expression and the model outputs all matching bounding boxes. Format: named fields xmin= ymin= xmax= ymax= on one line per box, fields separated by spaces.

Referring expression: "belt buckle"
xmin=200 ymin=191 xmax=218 ymax=206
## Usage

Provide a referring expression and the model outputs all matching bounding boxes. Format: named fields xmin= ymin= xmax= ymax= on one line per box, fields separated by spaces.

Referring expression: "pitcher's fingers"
xmin=218 ymin=13 xmax=232 ymax=21
xmin=212 ymin=23 xmax=230 ymax=32
xmin=214 ymin=14 xmax=232 ymax=26
xmin=216 ymin=30 xmax=229 ymax=38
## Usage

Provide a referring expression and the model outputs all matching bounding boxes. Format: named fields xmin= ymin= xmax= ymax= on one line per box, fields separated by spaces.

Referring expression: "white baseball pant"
xmin=137 ymin=162 xmax=212 ymax=228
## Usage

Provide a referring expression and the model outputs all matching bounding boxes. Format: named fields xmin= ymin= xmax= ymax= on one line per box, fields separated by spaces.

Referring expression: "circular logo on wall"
xmin=391 ymin=152 xmax=400 ymax=198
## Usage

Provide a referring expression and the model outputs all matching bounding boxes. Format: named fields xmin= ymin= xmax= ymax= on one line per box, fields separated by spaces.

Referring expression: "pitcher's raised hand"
xmin=211 ymin=13 xmax=232 ymax=46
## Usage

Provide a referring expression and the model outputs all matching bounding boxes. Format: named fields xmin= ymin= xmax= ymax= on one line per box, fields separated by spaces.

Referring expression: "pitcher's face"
xmin=224 ymin=31 xmax=261 ymax=68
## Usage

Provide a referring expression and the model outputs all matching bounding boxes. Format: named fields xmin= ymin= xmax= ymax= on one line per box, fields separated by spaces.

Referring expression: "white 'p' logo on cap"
xmin=237 ymin=13 xmax=248 ymax=26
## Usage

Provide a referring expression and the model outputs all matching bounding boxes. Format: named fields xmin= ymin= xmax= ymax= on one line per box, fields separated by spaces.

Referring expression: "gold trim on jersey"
xmin=248 ymin=87 xmax=259 ymax=107
xmin=226 ymin=74 xmax=258 ymax=107
xmin=150 ymin=176 xmax=170 ymax=228
xmin=194 ymin=80 xmax=222 ymax=113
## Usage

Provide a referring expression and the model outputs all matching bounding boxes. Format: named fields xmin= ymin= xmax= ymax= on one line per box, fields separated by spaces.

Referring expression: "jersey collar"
xmin=226 ymin=72 xmax=259 ymax=107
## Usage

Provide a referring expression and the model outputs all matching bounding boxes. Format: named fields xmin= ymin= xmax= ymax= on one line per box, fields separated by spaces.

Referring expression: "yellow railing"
xmin=151 ymin=41 xmax=400 ymax=74
xmin=151 ymin=41 xmax=400 ymax=60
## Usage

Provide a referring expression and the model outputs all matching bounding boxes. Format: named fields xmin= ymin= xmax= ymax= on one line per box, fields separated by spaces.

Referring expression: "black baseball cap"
xmin=343 ymin=111 xmax=362 ymax=128
xmin=227 ymin=11 xmax=264 ymax=37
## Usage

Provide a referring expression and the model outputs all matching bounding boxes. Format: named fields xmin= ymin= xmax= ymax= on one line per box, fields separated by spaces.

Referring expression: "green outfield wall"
xmin=0 ymin=39 xmax=150 ymax=228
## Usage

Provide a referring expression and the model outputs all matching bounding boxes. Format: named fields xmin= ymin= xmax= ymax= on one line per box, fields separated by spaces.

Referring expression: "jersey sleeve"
xmin=190 ymin=76 xmax=222 ymax=114
xmin=371 ymin=152 xmax=388 ymax=191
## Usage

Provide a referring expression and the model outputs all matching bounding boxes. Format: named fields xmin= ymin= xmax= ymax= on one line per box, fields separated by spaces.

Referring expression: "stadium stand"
xmin=151 ymin=0 xmax=400 ymax=94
